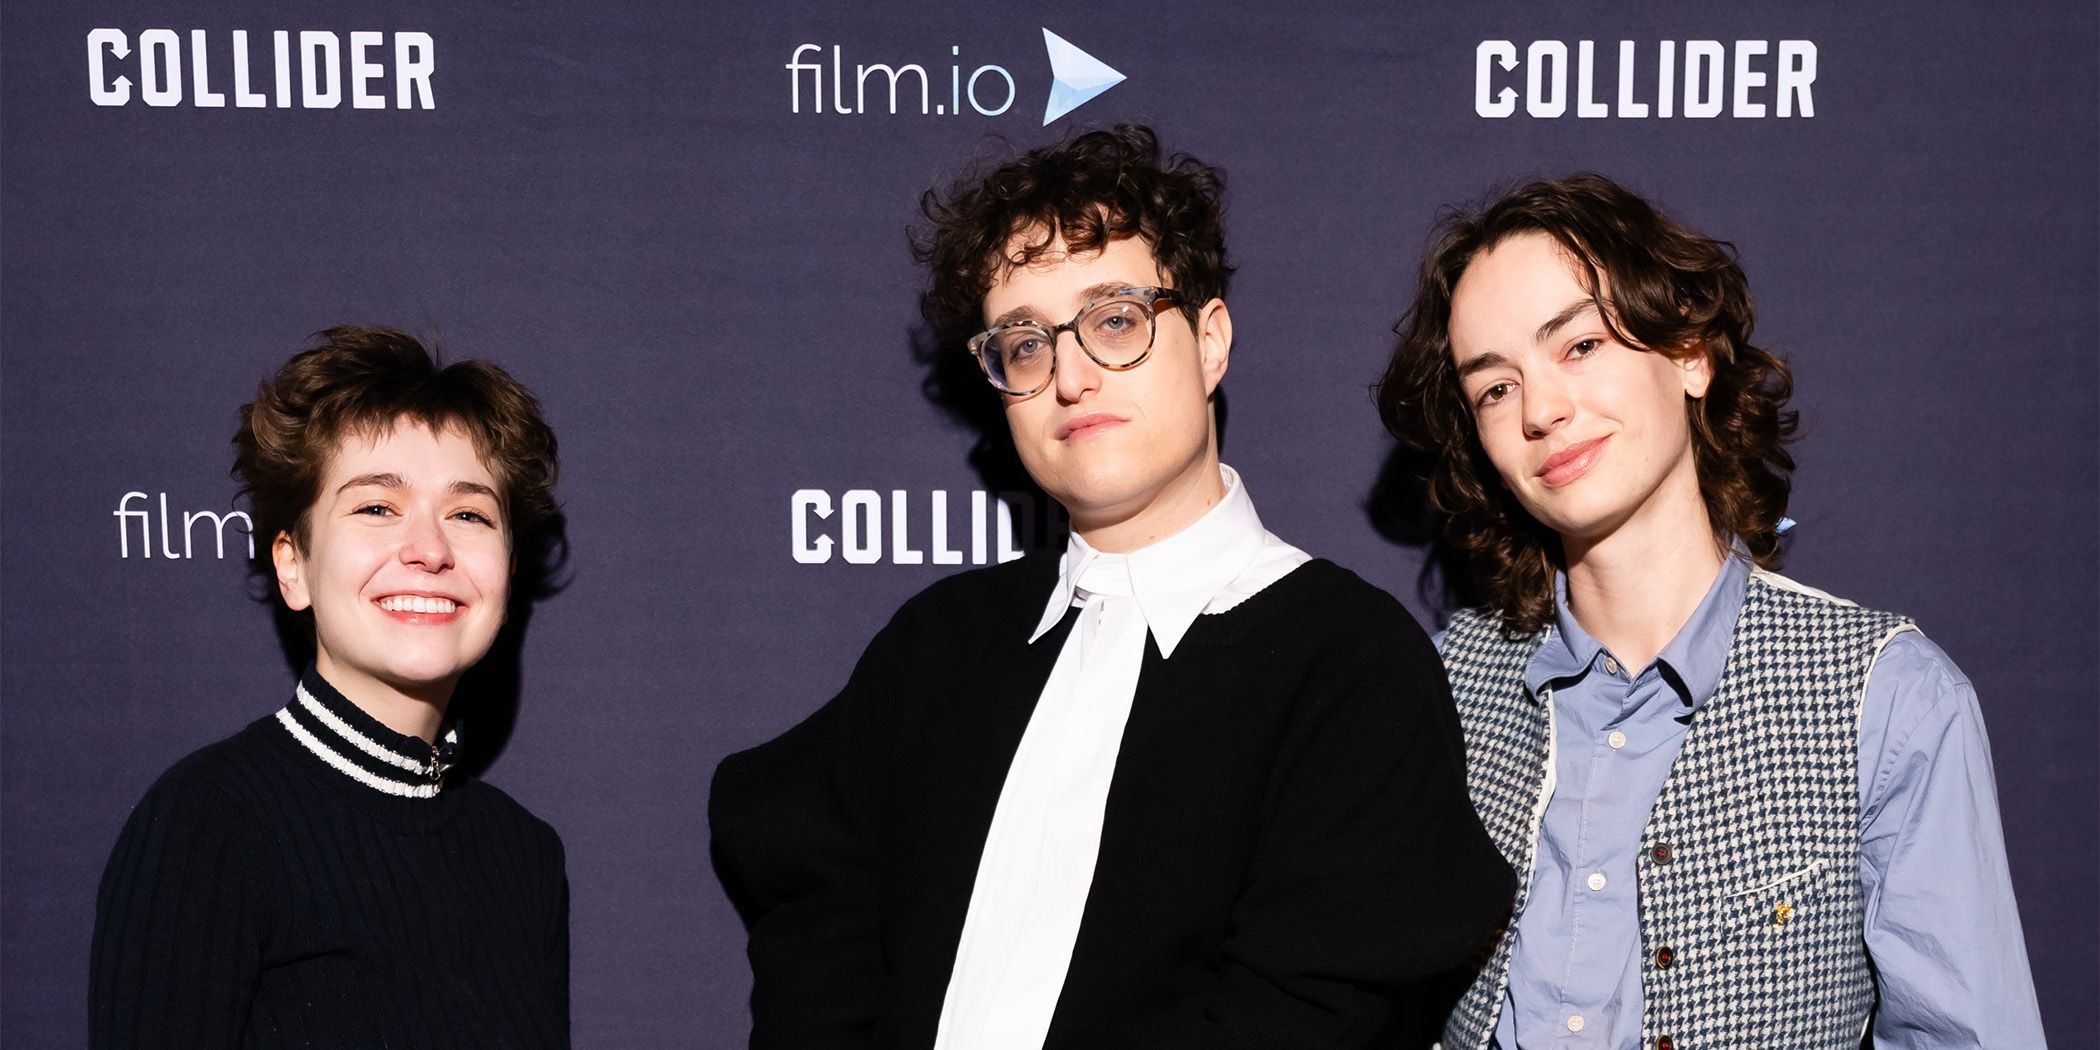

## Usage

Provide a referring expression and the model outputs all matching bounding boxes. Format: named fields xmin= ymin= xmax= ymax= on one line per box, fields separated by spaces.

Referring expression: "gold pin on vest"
xmin=1774 ymin=901 xmax=1794 ymax=926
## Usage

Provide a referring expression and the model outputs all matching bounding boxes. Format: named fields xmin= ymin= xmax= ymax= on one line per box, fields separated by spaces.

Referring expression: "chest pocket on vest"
xmin=1712 ymin=854 xmax=1841 ymax=942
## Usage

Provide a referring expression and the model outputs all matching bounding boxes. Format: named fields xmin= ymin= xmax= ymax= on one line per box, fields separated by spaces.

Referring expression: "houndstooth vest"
xmin=1439 ymin=571 xmax=1913 ymax=1050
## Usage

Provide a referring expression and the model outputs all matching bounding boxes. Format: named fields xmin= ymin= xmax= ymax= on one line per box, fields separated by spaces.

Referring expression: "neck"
xmin=313 ymin=652 xmax=453 ymax=743
xmin=1070 ymin=450 xmax=1226 ymax=554
xmin=1560 ymin=458 xmax=1724 ymax=671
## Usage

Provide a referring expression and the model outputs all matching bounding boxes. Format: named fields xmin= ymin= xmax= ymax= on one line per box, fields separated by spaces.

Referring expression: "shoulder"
xmin=1291 ymin=558 xmax=1404 ymax=608
xmin=1747 ymin=569 xmax=1914 ymax=635
xmin=449 ymin=778 xmax=566 ymax=857
xmin=1217 ymin=559 xmax=1416 ymax=638
xmin=1860 ymin=628 xmax=1981 ymax=759
xmin=104 ymin=718 xmax=293 ymax=874
xmin=1213 ymin=560 xmax=1443 ymax=677
xmin=1438 ymin=605 xmax=1542 ymax=671
xmin=129 ymin=717 xmax=291 ymax=820
xmin=1867 ymin=629 xmax=1969 ymax=693
xmin=1260 ymin=558 xmax=1416 ymax=620
xmin=1442 ymin=605 xmax=1515 ymax=643
xmin=886 ymin=549 xmax=1061 ymax=630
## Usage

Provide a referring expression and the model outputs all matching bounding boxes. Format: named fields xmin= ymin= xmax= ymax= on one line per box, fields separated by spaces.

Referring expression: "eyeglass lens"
xmin=982 ymin=298 xmax=1155 ymax=393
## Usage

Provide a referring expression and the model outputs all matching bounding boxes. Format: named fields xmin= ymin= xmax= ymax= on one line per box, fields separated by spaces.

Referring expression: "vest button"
xmin=1656 ymin=1038 xmax=1675 ymax=1050
xmin=1655 ymin=945 xmax=1676 ymax=969
xmin=1650 ymin=842 xmax=1674 ymax=865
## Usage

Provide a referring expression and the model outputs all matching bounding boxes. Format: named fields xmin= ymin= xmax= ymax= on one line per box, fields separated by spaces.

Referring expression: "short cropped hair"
xmin=1375 ymin=173 xmax=1797 ymax=635
xmin=912 ymin=124 xmax=1234 ymax=346
xmin=233 ymin=326 xmax=560 ymax=558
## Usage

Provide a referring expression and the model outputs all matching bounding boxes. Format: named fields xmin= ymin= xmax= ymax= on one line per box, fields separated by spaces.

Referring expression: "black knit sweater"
xmin=89 ymin=669 xmax=569 ymax=1049
xmin=714 ymin=554 xmax=1515 ymax=1049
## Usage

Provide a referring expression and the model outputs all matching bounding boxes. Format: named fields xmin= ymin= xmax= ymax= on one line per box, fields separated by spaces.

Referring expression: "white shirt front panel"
xmin=933 ymin=465 xmax=1308 ymax=1050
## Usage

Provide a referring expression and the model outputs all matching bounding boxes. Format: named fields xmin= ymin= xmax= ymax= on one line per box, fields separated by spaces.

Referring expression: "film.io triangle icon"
xmin=1041 ymin=29 xmax=1125 ymax=125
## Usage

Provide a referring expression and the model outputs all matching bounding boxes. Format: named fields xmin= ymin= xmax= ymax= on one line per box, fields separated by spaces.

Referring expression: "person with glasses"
xmin=90 ymin=328 xmax=569 ymax=1048
xmin=711 ymin=124 xmax=1513 ymax=1049
xmin=1376 ymin=174 xmax=2043 ymax=1049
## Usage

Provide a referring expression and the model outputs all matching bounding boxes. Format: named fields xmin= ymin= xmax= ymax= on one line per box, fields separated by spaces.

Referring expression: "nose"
xmin=398 ymin=511 xmax=455 ymax=573
xmin=1522 ymin=370 xmax=1574 ymax=438
xmin=1050 ymin=329 xmax=1103 ymax=404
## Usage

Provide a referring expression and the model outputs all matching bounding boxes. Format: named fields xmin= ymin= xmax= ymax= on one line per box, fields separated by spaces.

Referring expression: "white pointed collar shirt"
xmin=1024 ymin=463 xmax=1310 ymax=656
xmin=935 ymin=464 xmax=1308 ymax=1050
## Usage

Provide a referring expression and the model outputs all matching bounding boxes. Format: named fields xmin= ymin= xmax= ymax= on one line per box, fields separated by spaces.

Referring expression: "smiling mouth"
xmin=1537 ymin=437 xmax=1608 ymax=489
xmin=378 ymin=595 xmax=458 ymax=615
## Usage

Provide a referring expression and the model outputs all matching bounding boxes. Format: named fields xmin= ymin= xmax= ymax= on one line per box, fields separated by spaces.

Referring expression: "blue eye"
xmin=998 ymin=332 xmax=1051 ymax=363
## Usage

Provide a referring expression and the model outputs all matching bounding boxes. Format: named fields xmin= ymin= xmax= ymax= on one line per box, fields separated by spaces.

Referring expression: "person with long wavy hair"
xmin=1376 ymin=174 xmax=2041 ymax=1049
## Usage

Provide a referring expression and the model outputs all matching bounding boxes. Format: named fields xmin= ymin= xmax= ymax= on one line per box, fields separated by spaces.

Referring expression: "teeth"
xmin=380 ymin=596 xmax=457 ymax=614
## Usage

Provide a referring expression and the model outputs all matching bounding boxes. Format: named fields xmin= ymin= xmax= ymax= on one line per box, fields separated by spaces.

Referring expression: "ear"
xmin=273 ymin=530 xmax=312 ymax=612
xmin=1194 ymin=297 xmax=1232 ymax=395
xmin=1679 ymin=343 xmax=1714 ymax=400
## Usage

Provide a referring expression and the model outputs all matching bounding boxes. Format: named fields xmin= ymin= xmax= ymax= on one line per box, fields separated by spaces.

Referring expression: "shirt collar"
xmin=1028 ymin=464 xmax=1270 ymax=659
xmin=1523 ymin=547 xmax=1752 ymax=711
xmin=275 ymin=666 xmax=461 ymax=798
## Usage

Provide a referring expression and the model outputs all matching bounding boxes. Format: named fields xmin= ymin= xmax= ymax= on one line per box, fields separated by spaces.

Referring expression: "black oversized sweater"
xmin=712 ymin=552 xmax=1515 ymax=1050
xmin=90 ymin=669 xmax=569 ymax=1049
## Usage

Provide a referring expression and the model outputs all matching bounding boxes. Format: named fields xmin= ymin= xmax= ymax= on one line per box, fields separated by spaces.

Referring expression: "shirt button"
xmin=1566 ymin=1014 xmax=1586 ymax=1033
xmin=1603 ymin=655 xmax=1621 ymax=676
xmin=1608 ymin=730 xmax=1628 ymax=750
xmin=1587 ymin=871 xmax=1607 ymax=892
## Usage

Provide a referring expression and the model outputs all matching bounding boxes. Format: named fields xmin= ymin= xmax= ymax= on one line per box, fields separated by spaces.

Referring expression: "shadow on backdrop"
xmin=257 ymin=508 xmax=571 ymax=779
xmin=1365 ymin=440 xmax=1480 ymax=626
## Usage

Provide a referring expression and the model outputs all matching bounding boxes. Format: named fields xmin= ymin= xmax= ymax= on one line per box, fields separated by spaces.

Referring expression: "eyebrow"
xmin=336 ymin=474 xmax=500 ymax=502
xmin=1455 ymin=351 xmax=1511 ymax=380
xmin=988 ymin=281 xmax=1151 ymax=328
xmin=337 ymin=472 xmax=405 ymax=494
xmin=1534 ymin=299 xmax=1599 ymax=345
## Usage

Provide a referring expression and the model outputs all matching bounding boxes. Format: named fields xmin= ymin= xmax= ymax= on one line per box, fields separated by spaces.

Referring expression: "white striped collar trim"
xmin=276 ymin=708 xmax=443 ymax=799
xmin=279 ymin=682 xmax=460 ymax=797
xmin=295 ymin=684 xmax=432 ymax=773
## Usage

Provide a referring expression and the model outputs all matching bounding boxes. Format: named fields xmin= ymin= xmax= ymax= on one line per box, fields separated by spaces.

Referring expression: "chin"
xmin=1059 ymin=475 xmax=1157 ymax=521
xmin=376 ymin=651 xmax=481 ymax=691
xmin=1514 ymin=493 xmax=1610 ymax=542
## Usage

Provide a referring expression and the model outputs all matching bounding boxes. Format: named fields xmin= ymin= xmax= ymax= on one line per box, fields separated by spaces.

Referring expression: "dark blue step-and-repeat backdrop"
xmin=4 ymin=1 xmax=2094 ymax=1044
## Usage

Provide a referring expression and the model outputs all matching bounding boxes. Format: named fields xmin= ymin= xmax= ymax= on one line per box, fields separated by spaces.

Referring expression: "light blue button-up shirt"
xmin=1464 ymin=554 xmax=2045 ymax=1048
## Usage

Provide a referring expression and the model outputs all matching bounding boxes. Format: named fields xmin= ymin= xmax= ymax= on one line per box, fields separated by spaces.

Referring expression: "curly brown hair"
xmin=233 ymin=326 xmax=560 ymax=563
xmin=1375 ymin=173 xmax=1797 ymax=635
xmin=912 ymin=124 xmax=1233 ymax=347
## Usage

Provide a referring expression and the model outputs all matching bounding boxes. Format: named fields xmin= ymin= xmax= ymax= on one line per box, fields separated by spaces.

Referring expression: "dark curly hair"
xmin=1375 ymin=173 xmax=1797 ymax=636
xmin=912 ymin=124 xmax=1233 ymax=348
xmin=233 ymin=326 xmax=561 ymax=568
